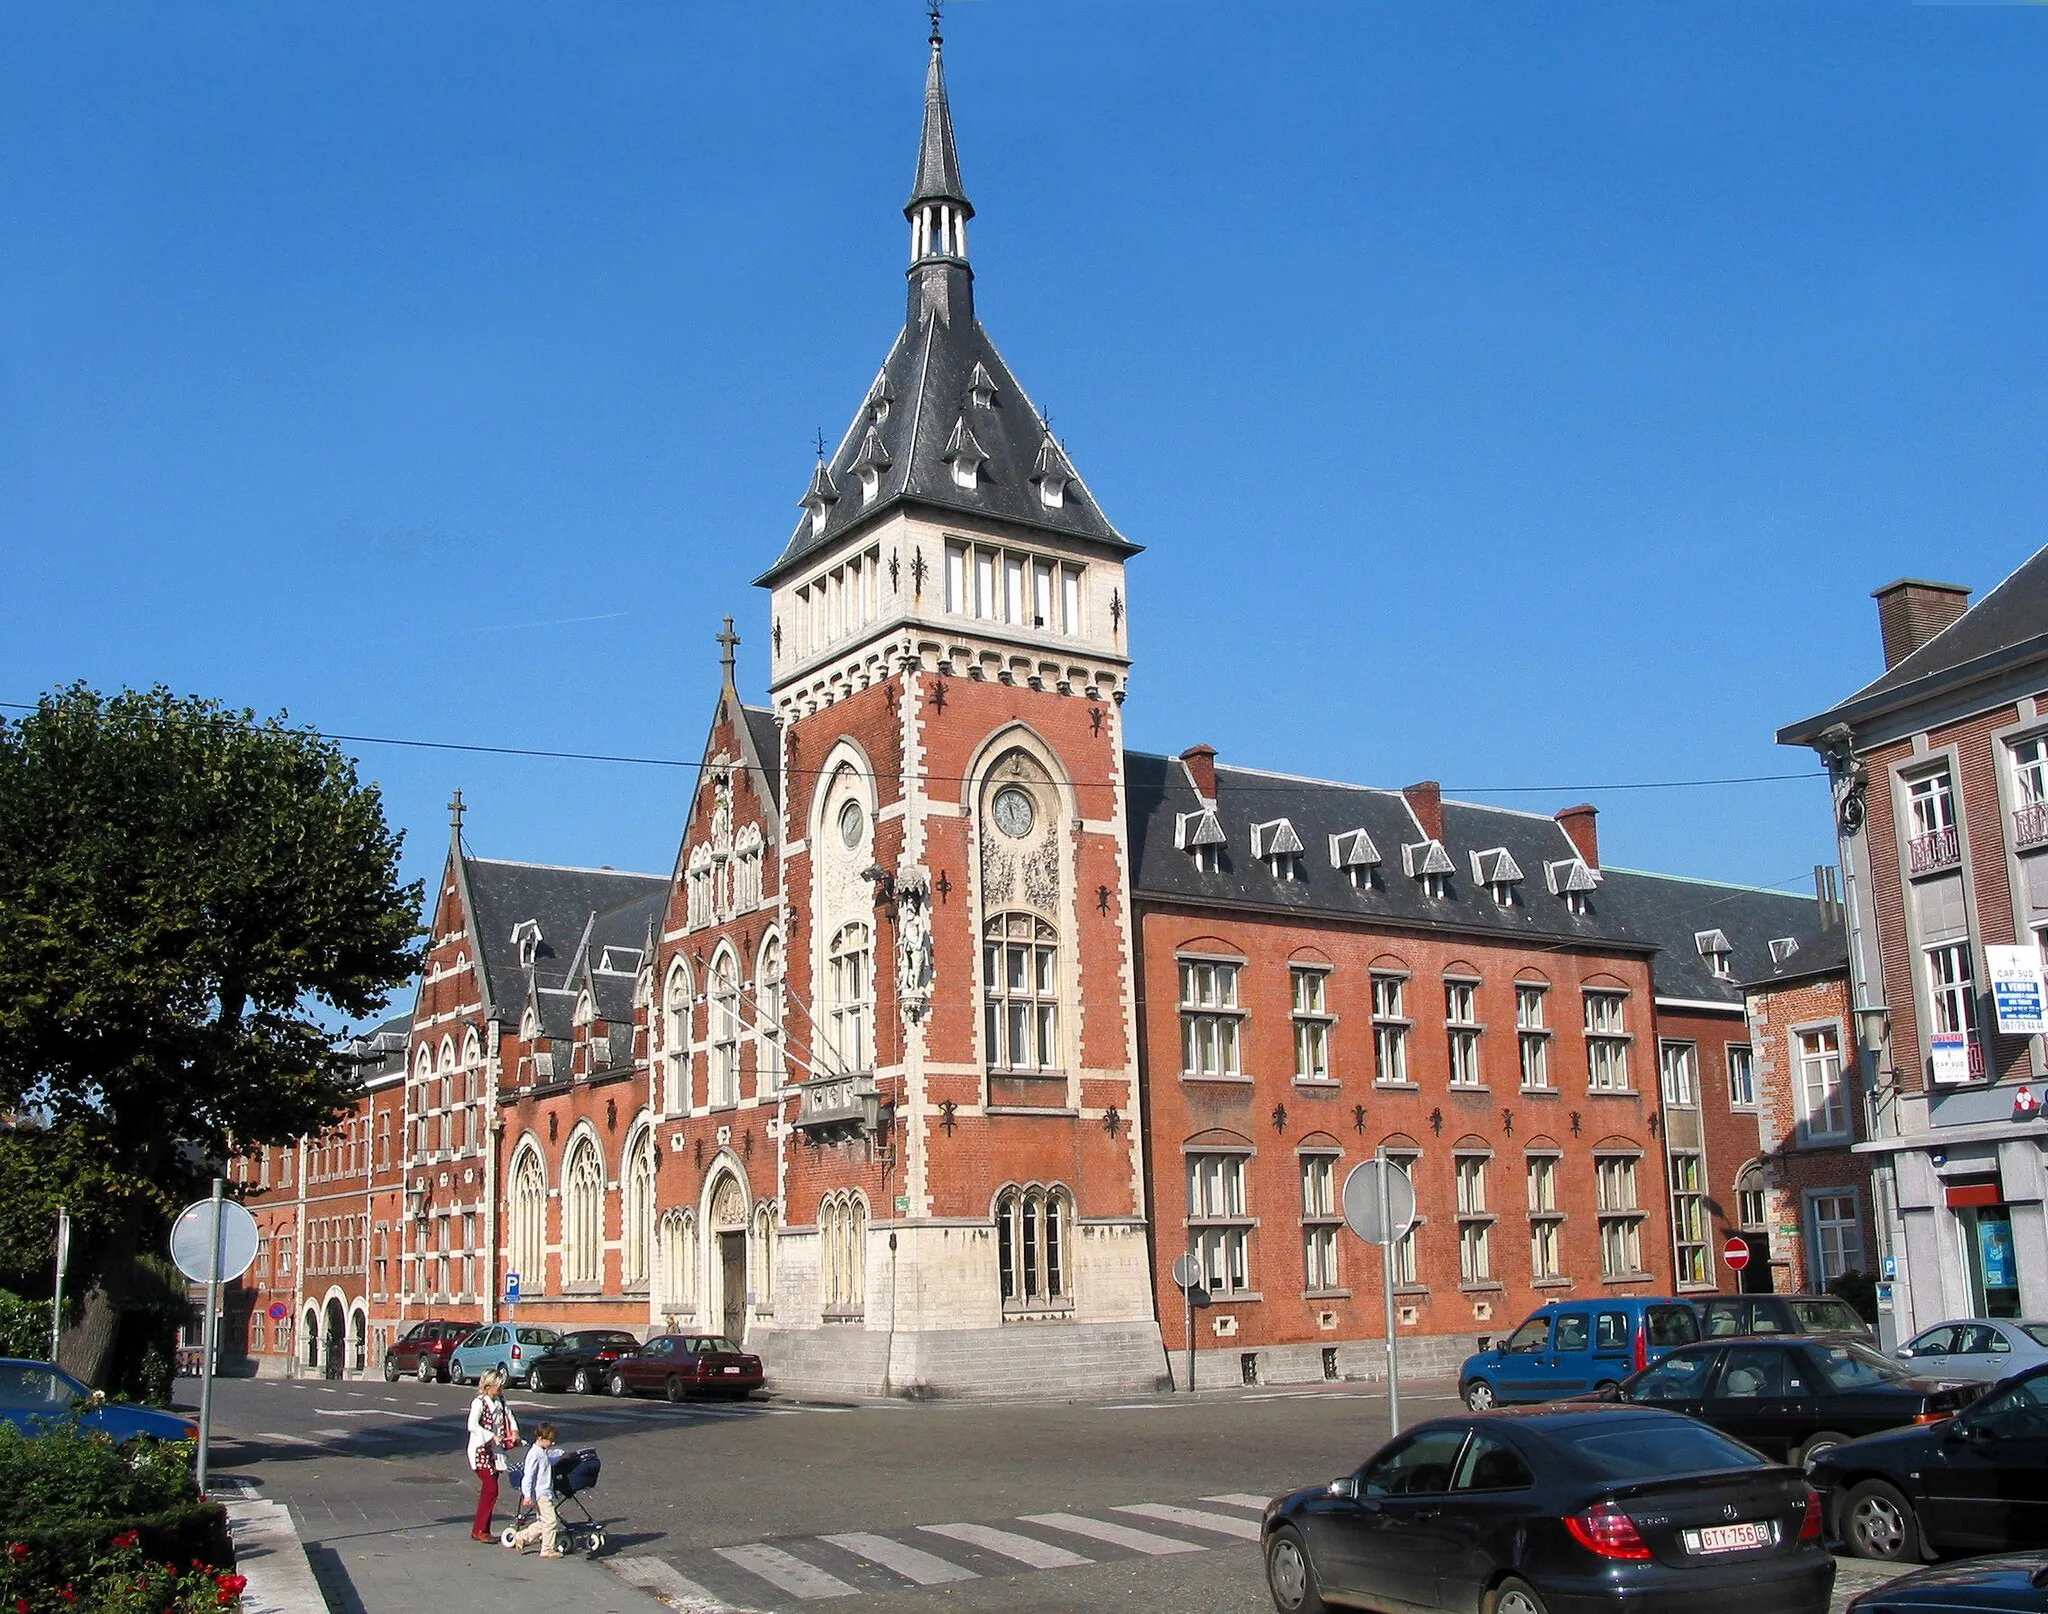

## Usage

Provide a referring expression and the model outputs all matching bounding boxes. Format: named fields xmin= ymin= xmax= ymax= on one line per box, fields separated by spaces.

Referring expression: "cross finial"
xmin=813 ymin=427 xmax=828 ymax=461
xmin=447 ymin=788 xmax=465 ymax=836
xmin=716 ymin=615 xmax=741 ymax=680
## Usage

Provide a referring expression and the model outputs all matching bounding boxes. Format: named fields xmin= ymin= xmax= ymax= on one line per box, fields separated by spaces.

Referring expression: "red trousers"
xmin=473 ymin=1463 xmax=499 ymax=1536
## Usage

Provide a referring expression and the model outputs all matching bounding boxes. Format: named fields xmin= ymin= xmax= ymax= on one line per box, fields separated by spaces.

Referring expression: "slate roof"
xmin=460 ymin=858 xmax=667 ymax=1020
xmin=1781 ymin=544 xmax=2048 ymax=741
xmin=1740 ymin=920 xmax=1851 ymax=990
xmin=743 ymin=705 xmax=782 ymax=808
xmin=344 ymin=1008 xmax=414 ymax=1085
xmin=1124 ymin=751 xmax=1830 ymax=1000
xmin=755 ymin=36 xmax=1134 ymax=587
xmin=1594 ymin=868 xmax=1832 ymax=1006
xmin=1124 ymin=752 xmax=1635 ymax=950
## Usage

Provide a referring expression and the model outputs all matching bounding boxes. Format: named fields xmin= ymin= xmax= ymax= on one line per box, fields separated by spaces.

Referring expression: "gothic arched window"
xmin=983 ymin=913 xmax=1060 ymax=1073
xmin=663 ymin=962 xmax=692 ymax=1116
xmin=563 ymin=1137 xmax=603 ymax=1287
xmin=756 ymin=933 xmax=785 ymax=1092
xmin=622 ymin=1130 xmax=656 ymax=1288
xmin=710 ymin=950 xmax=741 ymax=1108
xmin=1737 ymin=1161 xmax=1768 ymax=1230
xmin=828 ymin=924 xmax=872 ymax=1074
xmin=656 ymin=1209 xmax=696 ymax=1315
xmin=751 ymin=1201 xmax=778 ymax=1314
xmin=508 ymin=1149 xmax=546 ymax=1294
xmin=996 ymin=1185 xmax=1073 ymax=1314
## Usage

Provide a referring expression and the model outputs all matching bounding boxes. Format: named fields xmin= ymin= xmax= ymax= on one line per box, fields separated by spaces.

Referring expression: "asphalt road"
xmin=198 ymin=1374 xmax=1908 ymax=1614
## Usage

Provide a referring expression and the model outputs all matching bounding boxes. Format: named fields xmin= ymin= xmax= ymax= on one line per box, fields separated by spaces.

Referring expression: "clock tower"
xmin=751 ymin=18 xmax=1164 ymax=1396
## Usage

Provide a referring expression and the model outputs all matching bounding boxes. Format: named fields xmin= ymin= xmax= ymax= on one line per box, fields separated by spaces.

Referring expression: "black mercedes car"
xmin=1809 ymin=1363 xmax=2048 ymax=1564
xmin=527 ymin=1328 xmax=645 ymax=1395
xmin=1611 ymin=1334 xmax=1979 ymax=1471
xmin=1845 ymin=1552 xmax=2048 ymax=1612
xmin=1261 ymin=1404 xmax=1832 ymax=1614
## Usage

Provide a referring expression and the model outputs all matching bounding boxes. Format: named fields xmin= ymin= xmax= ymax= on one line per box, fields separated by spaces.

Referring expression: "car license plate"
xmin=1684 ymin=1521 xmax=1774 ymax=1555
xmin=722 ymin=1365 xmax=740 ymax=1374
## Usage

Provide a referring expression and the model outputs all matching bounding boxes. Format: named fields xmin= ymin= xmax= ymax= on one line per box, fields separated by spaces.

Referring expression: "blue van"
xmin=1457 ymin=1297 xmax=1700 ymax=1409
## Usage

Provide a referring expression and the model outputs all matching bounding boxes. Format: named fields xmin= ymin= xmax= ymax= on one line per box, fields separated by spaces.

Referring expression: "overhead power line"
xmin=0 ymin=699 xmax=1824 ymax=796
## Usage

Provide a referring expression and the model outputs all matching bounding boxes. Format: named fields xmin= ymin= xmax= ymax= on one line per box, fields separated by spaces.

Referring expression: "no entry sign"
xmin=1723 ymin=1236 xmax=1752 ymax=1271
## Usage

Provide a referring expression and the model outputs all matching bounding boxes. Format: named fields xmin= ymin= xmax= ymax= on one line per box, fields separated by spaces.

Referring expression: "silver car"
xmin=1892 ymin=1318 xmax=2048 ymax=1382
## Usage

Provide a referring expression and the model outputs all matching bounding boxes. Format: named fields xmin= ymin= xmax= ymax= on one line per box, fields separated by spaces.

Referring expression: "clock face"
xmin=992 ymin=786 xmax=1036 ymax=839
xmin=838 ymin=800 xmax=864 ymax=849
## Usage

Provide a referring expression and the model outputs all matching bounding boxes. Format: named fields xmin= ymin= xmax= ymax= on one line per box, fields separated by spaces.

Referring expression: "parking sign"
xmin=505 ymin=1272 xmax=521 ymax=1305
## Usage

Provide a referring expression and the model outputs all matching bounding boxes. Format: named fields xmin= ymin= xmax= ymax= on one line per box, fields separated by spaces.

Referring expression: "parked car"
xmin=1844 ymin=1551 xmax=2048 ymax=1611
xmin=1700 ymin=1294 xmax=1874 ymax=1341
xmin=1615 ymin=1335 xmax=1979 ymax=1471
xmin=0 ymin=1359 xmax=199 ymax=1445
xmin=528 ymin=1329 xmax=644 ymax=1395
xmin=1893 ymin=1319 xmax=2048 ymax=1384
xmin=447 ymin=1323 xmax=566 ymax=1388
xmin=1260 ymin=1403 xmax=1832 ymax=1614
xmin=1809 ymin=1362 xmax=2048 ymax=1563
xmin=382 ymin=1319 xmax=475 ymax=1383
xmin=606 ymin=1335 xmax=764 ymax=1402
xmin=1460 ymin=1297 xmax=1701 ymax=1409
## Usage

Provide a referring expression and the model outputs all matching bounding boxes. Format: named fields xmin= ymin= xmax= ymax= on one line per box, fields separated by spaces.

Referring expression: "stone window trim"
xmin=1897 ymin=752 xmax=1965 ymax=880
xmin=1789 ymin=1017 xmax=1853 ymax=1145
xmin=1726 ymin=1043 xmax=1757 ymax=1110
xmin=1292 ymin=965 xmax=1336 ymax=1084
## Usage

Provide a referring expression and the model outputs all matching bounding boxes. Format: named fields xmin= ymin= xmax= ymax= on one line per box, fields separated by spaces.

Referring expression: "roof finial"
xmin=716 ymin=615 xmax=741 ymax=682
xmin=929 ymin=0 xmax=943 ymax=46
xmin=813 ymin=427 xmax=828 ymax=461
xmin=448 ymin=788 xmax=465 ymax=844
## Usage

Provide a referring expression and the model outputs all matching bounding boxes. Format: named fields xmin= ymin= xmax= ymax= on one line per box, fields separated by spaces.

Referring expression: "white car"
xmin=1892 ymin=1318 xmax=2048 ymax=1383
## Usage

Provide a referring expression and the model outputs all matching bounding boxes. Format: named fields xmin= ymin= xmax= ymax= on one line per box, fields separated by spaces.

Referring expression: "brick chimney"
xmin=1403 ymin=780 xmax=1444 ymax=844
xmin=1873 ymin=578 xmax=1971 ymax=670
xmin=1179 ymin=744 xmax=1218 ymax=802
xmin=1556 ymin=803 xmax=1599 ymax=869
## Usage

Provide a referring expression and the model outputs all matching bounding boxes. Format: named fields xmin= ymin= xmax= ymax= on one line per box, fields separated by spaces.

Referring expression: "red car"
xmin=607 ymin=1335 xmax=764 ymax=1402
xmin=382 ymin=1319 xmax=475 ymax=1383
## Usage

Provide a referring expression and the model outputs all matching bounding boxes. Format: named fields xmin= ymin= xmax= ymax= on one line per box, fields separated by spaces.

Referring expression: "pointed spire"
xmin=909 ymin=8 xmax=971 ymax=214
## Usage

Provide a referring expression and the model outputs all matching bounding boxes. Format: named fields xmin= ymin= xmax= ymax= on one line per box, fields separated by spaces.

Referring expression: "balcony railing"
xmin=1907 ymin=824 xmax=1961 ymax=875
xmin=793 ymin=1072 xmax=877 ymax=1137
xmin=2015 ymin=802 xmax=2048 ymax=853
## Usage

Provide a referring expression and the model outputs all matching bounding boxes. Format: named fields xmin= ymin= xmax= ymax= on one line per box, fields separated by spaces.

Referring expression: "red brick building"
xmin=226 ymin=25 xmax=1843 ymax=1389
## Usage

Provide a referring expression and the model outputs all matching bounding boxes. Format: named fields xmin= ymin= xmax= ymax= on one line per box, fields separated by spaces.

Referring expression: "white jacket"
xmin=465 ymin=1393 xmax=518 ymax=1472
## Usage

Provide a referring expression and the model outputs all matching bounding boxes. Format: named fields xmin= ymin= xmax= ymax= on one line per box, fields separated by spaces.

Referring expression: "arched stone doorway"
xmin=708 ymin=1172 xmax=749 ymax=1344
xmin=322 ymin=1298 xmax=345 ymax=1380
xmin=349 ymin=1307 xmax=367 ymax=1376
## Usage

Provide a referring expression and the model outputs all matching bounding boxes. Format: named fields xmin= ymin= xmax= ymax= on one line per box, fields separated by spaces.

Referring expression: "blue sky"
xmin=4 ymin=1 xmax=2045 ymax=963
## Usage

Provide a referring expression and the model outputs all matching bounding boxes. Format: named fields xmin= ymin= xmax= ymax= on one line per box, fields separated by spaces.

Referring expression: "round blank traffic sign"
xmin=1170 ymin=1253 xmax=1200 ymax=1290
xmin=1342 ymin=1160 xmax=1418 ymax=1245
xmin=1723 ymin=1235 xmax=1752 ymax=1272
xmin=170 ymin=1198 xmax=259 ymax=1284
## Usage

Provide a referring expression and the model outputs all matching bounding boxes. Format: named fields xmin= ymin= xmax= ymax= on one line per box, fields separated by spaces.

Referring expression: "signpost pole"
xmin=50 ymin=1206 xmax=69 ymax=1365
xmin=1184 ymin=1229 xmax=1195 ymax=1395
xmin=196 ymin=1177 xmax=224 ymax=1496
xmin=1379 ymin=1149 xmax=1401 ymax=1437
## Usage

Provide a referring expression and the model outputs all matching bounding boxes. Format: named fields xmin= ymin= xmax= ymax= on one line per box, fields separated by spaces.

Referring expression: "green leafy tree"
xmin=0 ymin=685 xmax=420 ymax=1385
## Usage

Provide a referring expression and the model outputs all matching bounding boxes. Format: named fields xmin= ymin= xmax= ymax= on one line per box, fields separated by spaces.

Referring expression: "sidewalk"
xmin=300 ymin=1513 xmax=674 ymax=1614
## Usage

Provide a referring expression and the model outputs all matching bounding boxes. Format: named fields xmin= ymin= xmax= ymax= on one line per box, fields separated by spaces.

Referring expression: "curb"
xmin=224 ymin=1498 xmax=327 ymax=1614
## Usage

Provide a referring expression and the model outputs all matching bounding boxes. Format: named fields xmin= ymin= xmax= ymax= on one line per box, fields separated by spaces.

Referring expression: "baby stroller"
xmin=500 ymin=1448 xmax=606 ymax=1558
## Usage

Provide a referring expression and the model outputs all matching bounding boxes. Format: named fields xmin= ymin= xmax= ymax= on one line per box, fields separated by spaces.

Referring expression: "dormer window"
xmin=1177 ymin=807 xmax=1226 ymax=875
xmin=1403 ymin=839 xmax=1455 ymax=900
xmin=1470 ymin=847 xmax=1524 ymax=907
xmin=1251 ymin=818 xmax=1305 ymax=882
xmin=1031 ymin=437 xmax=1075 ymax=511
xmin=1329 ymin=829 xmax=1382 ymax=890
xmin=799 ymin=461 xmax=840 ymax=539
xmin=852 ymin=426 xmax=891 ymax=504
xmin=1769 ymin=937 xmax=1800 ymax=965
xmin=942 ymin=416 xmax=990 ymax=492
xmin=1694 ymin=929 xmax=1734 ymax=980
xmin=1545 ymin=857 xmax=1601 ymax=916
xmin=512 ymin=920 xmax=542 ymax=969
xmin=597 ymin=946 xmax=642 ymax=976
xmin=968 ymin=362 xmax=997 ymax=410
xmin=866 ymin=382 xmax=893 ymax=424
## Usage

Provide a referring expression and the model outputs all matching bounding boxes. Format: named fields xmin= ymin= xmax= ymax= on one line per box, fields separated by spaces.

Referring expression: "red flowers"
xmin=215 ymin=1573 xmax=247 ymax=1596
xmin=111 ymin=1529 xmax=141 ymax=1550
xmin=5 ymin=1545 xmax=25 ymax=1562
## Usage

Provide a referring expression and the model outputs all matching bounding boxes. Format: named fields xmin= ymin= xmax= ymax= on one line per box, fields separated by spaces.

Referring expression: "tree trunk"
xmin=57 ymin=1220 xmax=139 ymax=1387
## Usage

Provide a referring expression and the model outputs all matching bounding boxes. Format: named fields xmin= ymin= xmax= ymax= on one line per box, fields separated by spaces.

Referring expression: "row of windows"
xmin=1180 ymin=960 xmax=1642 ymax=1095
xmin=661 ymin=936 xmax=788 ymax=1113
xmin=943 ymin=541 xmax=1086 ymax=636
xmin=1184 ymin=1150 xmax=1649 ymax=1296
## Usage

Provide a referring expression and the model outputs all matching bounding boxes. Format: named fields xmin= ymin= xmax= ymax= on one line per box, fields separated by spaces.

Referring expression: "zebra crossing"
xmin=606 ymin=1491 xmax=1273 ymax=1609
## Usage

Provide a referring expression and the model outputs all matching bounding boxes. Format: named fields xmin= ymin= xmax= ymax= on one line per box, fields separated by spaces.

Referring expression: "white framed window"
xmin=986 ymin=914 xmax=1061 ymax=1072
xmin=1372 ymin=973 xmax=1410 ymax=1084
xmin=1526 ymin=1154 xmax=1562 ymax=1280
xmin=1595 ymin=1154 xmax=1644 ymax=1278
xmin=821 ymin=1193 xmax=867 ymax=1315
xmin=710 ymin=952 xmax=741 ymax=1108
xmin=1727 ymin=1044 xmax=1755 ymax=1108
xmin=1455 ymin=1154 xmax=1492 ymax=1285
xmin=1301 ymin=1154 xmax=1341 ymax=1291
xmin=1810 ymin=1191 xmax=1865 ymax=1284
xmin=1926 ymin=939 xmax=1976 ymax=1039
xmin=1292 ymin=967 xmax=1332 ymax=1082
xmin=997 ymin=1185 xmax=1072 ymax=1313
xmin=2011 ymin=736 xmax=2048 ymax=851
xmin=1737 ymin=1162 xmax=1767 ymax=1230
xmin=622 ymin=1131 xmax=656 ymax=1289
xmin=1385 ymin=1151 xmax=1421 ymax=1285
xmin=946 ymin=539 xmax=1084 ymax=634
xmin=828 ymin=923 xmax=873 ymax=1073
xmin=756 ymin=934 xmax=785 ymax=1092
xmin=1670 ymin=1152 xmax=1707 ymax=1286
xmin=1446 ymin=979 xmax=1483 ymax=1088
xmin=1516 ymin=985 xmax=1550 ymax=1089
xmin=1796 ymin=1023 xmax=1849 ymax=1141
xmin=1179 ymin=958 xmax=1243 ymax=1079
xmin=1187 ymin=1152 xmax=1252 ymax=1295
xmin=563 ymin=1137 xmax=602 ymax=1287
xmin=1658 ymin=1041 xmax=1698 ymax=1108
xmin=1906 ymin=767 xmax=1961 ymax=874
xmin=663 ymin=963 xmax=691 ymax=1115
xmin=1585 ymin=991 xmax=1631 ymax=1092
